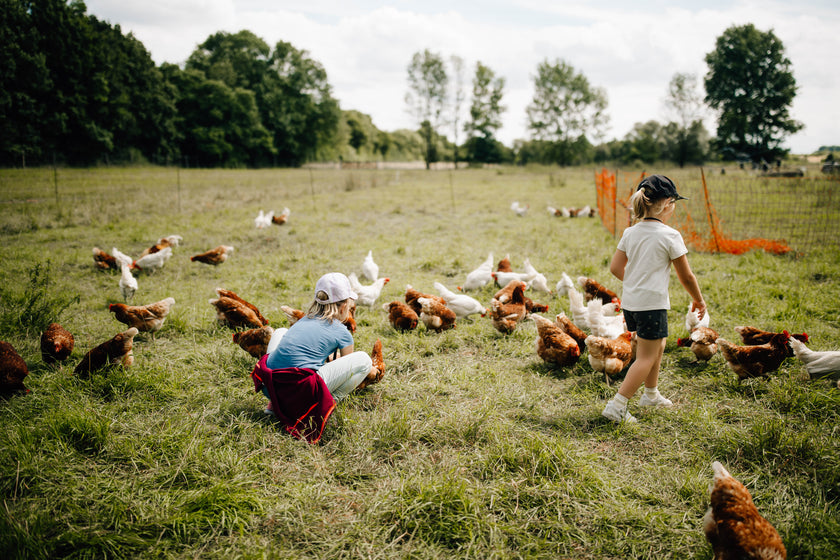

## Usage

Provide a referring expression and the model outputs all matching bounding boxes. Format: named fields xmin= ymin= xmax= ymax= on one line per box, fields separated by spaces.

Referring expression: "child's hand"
xmin=691 ymin=300 xmax=707 ymax=321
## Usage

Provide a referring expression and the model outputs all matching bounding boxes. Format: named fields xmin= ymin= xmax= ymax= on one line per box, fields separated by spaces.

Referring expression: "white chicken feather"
xmin=433 ymin=281 xmax=486 ymax=318
xmin=362 ymin=250 xmax=379 ymax=281
xmin=348 ymin=273 xmax=388 ymax=307
xmin=160 ymin=234 xmax=182 ymax=247
xmin=112 ymin=247 xmax=134 ymax=269
xmin=254 ymin=210 xmax=272 ymax=229
xmin=566 ymin=282 xmax=590 ymax=330
xmin=684 ymin=302 xmax=710 ymax=331
xmin=522 ymin=258 xmax=551 ymax=294
xmin=788 ymin=337 xmax=840 ymax=379
xmin=462 ymin=252 xmax=494 ymax=291
xmin=587 ymin=299 xmax=626 ymax=339
xmin=510 ymin=201 xmax=529 ymax=216
xmin=134 ymin=246 xmax=172 ymax=272
xmin=119 ymin=263 xmax=137 ymax=302
xmin=493 ymin=270 xmax=536 ymax=287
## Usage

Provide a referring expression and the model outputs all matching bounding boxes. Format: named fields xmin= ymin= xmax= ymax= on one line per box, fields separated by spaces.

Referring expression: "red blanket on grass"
xmin=250 ymin=355 xmax=335 ymax=444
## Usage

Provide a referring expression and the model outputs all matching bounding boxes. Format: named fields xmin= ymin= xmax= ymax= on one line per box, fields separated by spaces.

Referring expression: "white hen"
xmin=112 ymin=247 xmax=134 ymax=269
xmin=134 ymin=246 xmax=172 ymax=272
xmin=522 ymin=258 xmax=551 ymax=294
xmin=684 ymin=302 xmax=710 ymax=331
xmin=788 ymin=337 xmax=840 ymax=380
xmin=159 ymin=234 xmax=182 ymax=247
xmin=119 ymin=263 xmax=138 ymax=302
xmin=510 ymin=201 xmax=529 ymax=216
xmin=348 ymin=273 xmax=389 ymax=308
xmin=254 ymin=210 xmax=269 ymax=229
xmin=560 ymin=274 xmax=590 ymax=331
xmin=492 ymin=270 xmax=535 ymax=287
xmin=587 ymin=299 xmax=626 ymax=339
xmin=433 ymin=281 xmax=487 ymax=318
xmin=362 ymin=250 xmax=379 ymax=281
xmin=462 ymin=252 xmax=494 ymax=291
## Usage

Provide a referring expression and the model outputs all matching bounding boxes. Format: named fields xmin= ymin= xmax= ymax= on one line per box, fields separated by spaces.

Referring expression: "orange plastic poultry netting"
xmin=594 ymin=167 xmax=840 ymax=255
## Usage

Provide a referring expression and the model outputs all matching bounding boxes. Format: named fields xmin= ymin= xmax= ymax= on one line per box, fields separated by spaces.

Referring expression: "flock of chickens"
xmin=3 ymin=202 xmax=840 ymax=559
xmin=1 ymin=214 xmax=276 ymax=395
xmin=510 ymin=200 xmax=598 ymax=219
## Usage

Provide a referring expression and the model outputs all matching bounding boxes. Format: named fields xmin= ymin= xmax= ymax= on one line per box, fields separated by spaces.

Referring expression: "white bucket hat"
xmin=314 ymin=272 xmax=358 ymax=304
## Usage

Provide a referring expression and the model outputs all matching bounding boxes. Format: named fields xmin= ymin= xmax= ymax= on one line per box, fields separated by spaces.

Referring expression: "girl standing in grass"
xmin=601 ymin=175 xmax=706 ymax=423
xmin=251 ymin=272 xmax=384 ymax=442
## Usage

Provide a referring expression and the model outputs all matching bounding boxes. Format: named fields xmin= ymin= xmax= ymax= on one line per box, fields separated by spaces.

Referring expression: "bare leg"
xmin=617 ymin=337 xmax=666 ymax=400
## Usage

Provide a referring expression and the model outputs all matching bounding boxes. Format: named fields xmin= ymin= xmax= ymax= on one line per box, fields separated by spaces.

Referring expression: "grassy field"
xmin=1 ymin=165 xmax=838 ymax=559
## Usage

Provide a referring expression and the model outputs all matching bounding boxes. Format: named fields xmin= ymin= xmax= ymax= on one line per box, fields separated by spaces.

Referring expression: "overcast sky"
xmin=84 ymin=0 xmax=839 ymax=154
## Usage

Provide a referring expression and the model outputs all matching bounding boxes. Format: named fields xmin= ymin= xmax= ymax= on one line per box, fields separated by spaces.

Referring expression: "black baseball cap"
xmin=636 ymin=175 xmax=687 ymax=201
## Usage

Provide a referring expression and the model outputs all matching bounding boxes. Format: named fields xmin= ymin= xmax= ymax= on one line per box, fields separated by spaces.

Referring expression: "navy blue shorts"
xmin=623 ymin=309 xmax=668 ymax=340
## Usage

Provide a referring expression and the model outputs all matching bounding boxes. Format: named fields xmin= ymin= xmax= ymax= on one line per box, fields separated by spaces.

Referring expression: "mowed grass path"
xmin=0 ymin=166 xmax=838 ymax=559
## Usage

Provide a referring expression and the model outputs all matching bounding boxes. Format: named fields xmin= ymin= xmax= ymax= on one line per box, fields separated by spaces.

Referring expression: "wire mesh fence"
xmin=595 ymin=168 xmax=840 ymax=255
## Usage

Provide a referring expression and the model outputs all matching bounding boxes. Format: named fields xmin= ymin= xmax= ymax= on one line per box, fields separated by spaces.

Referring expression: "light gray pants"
xmin=317 ymin=351 xmax=372 ymax=401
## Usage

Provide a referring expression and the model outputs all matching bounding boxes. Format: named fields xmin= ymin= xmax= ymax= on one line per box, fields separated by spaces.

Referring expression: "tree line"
xmin=0 ymin=0 xmax=803 ymax=168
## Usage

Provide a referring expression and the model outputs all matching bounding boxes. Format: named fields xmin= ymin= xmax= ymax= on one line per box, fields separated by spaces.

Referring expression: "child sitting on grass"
xmin=251 ymin=272 xmax=384 ymax=442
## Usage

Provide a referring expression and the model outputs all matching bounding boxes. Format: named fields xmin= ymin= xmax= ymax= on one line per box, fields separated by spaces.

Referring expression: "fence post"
xmin=700 ymin=168 xmax=720 ymax=253
xmin=612 ymin=169 xmax=618 ymax=237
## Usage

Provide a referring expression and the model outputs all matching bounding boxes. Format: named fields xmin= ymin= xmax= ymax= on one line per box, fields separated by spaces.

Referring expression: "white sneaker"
xmin=639 ymin=392 xmax=673 ymax=407
xmin=602 ymin=400 xmax=637 ymax=423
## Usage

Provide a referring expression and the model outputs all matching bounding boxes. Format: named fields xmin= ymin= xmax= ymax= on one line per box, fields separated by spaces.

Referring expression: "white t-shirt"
xmin=616 ymin=220 xmax=688 ymax=311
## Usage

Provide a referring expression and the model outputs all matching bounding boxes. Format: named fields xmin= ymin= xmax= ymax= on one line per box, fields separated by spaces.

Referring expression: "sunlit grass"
xmin=0 ymin=165 xmax=838 ymax=559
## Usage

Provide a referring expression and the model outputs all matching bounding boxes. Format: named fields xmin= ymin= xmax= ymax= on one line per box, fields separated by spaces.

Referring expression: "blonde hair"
xmin=628 ymin=189 xmax=671 ymax=221
xmin=306 ymin=292 xmax=350 ymax=322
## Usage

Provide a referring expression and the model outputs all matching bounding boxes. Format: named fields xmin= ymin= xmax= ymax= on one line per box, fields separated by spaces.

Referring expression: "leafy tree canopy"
xmin=405 ymin=49 xmax=448 ymax=168
xmin=704 ymin=23 xmax=802 ymax=162
xmin=526 ymin=58 xmax=607 ymax=165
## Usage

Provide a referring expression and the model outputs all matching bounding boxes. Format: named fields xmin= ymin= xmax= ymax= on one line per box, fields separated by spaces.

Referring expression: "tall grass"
xmin=0 ymin=165 xmax=838 ymax=559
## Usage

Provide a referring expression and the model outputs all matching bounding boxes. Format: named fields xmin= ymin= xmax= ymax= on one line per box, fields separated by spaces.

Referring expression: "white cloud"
xmin=84 ymin=1 xmax=840 ymax=153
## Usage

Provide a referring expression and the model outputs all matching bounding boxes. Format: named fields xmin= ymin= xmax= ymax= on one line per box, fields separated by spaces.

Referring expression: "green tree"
xmin=1 ymin=0 xmax=176 ymax=166
xmin=262 ymin=40 xmax=341 ymax=166
xmin=464 ymin=62 xmax=506 ymax=164
xmin=185 ymin=32 xmax=340 ymax=166
xmin=0 ymin=0 xmax=50 ymax=166
xmin=661 ymin=120 xmax=709 ymax=166
xmin=704 ymin=23 xmax=802 ymax=162
xmin=405 ymin=49 xmax=448 ymax=169
xmin=163 ymin=66 xmax=274 ymax=167
xmin=526 ymin=59 xmax=607 ymax=165
xmin=85 ymin=18 xmax=178 ymax=164
xmin=663 ymin=73 xmax=708 ymax=167
xmin=186 ymin=30 xmax=270 ymax=91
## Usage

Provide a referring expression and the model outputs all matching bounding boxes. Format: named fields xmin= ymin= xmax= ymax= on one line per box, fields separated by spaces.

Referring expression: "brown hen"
xmin=417 ymin=297 xmax=456 ymax=333
xmin=40 ymin=323 xmax=75 ymax=364
xmin=383 ymin=301 xmax=419 ymax=331
xmin=191 ymin=245 xmax=234 ymax=265
xmin=215 ymin=289 xmax=268 ymax=326
xmin=109 ymin=297 xmax=175 ymax=333
xmin=233 ymin=325 xmax=275 ymax=358
xmin=716 ymin=332 xmax=790 ymax=382
xmin=735 ymin=326 xmax=808 ymax=357
xmin=577 ymin=276 xmax=620 ymax=305
xmin=1 ymin=341 xmax=29 ymax=395
xmin=703 ymin=461 xmax=786 ymax=560
xmin=531 ymin=314 xmax=580 ymax=367
xmin=404 ymin=285 xmax=445 ymax=316
xmin=74 ymin=327 xmax=139 ymax=377
xmin=677 ymin=325 xmax=719 ymax=363
xmin=585 ymin=331 xmax=634 ymax=383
